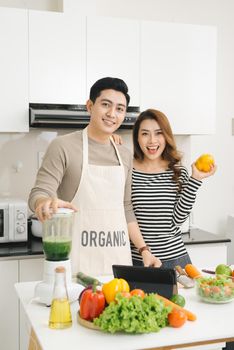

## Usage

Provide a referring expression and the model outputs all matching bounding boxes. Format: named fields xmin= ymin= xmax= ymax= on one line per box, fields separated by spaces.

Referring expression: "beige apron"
xmin=71 ymin=127 xmax=132 ymax=276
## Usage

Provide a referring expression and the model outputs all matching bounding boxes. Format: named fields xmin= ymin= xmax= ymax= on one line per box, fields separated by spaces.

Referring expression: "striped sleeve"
xmin=172 ymin=168 xmax=202 ymax=227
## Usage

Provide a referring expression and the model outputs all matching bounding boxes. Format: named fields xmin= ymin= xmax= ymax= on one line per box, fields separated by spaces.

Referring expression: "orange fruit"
xmin=195 ymin=154 xmax=214 ymax=172
xmin=168 ymin=309 xmax=187 ymax=328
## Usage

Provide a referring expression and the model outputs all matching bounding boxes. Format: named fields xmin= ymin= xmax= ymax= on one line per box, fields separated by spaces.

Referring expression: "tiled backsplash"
xmin=0 ymin=129 xmax=191 ymax=214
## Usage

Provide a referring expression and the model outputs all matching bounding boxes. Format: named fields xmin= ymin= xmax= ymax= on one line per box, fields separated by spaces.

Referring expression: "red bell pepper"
xmin=79 ymin=282 xmax=105 ymax=321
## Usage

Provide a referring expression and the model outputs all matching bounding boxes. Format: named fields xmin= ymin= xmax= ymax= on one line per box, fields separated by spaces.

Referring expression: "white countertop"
xmin=15 ymin=275 xmax=234 ymax=350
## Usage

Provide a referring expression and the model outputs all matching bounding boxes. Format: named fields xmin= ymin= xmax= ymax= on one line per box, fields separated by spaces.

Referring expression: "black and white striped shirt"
xmin=131 ymin=166 xmax=202 ymax=261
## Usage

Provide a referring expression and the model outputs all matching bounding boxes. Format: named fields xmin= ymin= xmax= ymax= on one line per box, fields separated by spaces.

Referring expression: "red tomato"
xmin=224 ymin=286 xmax=232 ymax=296
xmin=203 ymin=287 xmax=211 ymax=296
xmin=232 ymin=270 xmax=234 ymax=278
xmin=119 ymin=291 xmax=131 ymax=298
xmin=211 ymin=286 xmax=221 ymax=293
xmin=168 ymin=309 xmax=187 ymax=328
xmin=130 ymin=289 xmax=145 ymax=298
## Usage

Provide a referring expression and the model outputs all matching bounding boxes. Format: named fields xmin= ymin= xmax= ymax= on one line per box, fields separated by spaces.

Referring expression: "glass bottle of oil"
xmin=49 ymin=266 xmax=72 ymax=329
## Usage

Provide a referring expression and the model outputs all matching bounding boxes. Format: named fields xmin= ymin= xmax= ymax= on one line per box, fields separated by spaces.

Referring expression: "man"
xmin=29 ymin=77 xmax=160 ymax=275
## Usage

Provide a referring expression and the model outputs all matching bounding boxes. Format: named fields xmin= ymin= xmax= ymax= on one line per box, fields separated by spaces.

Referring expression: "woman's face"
xmin=138 ymin=118 xmax=166 ymax=160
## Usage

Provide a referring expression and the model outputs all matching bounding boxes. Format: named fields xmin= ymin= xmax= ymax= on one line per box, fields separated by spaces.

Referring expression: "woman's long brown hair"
xmin=133 ymin=109 xmax=183 ymax=190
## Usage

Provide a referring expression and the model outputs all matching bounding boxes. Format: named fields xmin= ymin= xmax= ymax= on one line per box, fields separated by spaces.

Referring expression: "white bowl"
xmin=31 ymin=217 xmax=42 ymax=238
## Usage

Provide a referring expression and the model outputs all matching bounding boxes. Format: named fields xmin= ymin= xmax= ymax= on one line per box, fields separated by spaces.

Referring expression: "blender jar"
xmin=42 ymin=208 xmax=75 ymax=261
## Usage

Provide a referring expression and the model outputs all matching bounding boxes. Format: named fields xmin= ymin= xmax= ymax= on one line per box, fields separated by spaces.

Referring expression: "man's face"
xmin=86 ymin=89 xmax=127 ymax=135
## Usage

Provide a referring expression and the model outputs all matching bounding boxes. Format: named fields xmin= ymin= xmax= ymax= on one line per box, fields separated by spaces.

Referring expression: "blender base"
xmin=34 ymin=259 xmax=83 ymax=306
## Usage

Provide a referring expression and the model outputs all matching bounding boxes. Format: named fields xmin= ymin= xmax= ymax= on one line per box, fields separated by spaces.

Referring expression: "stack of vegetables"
xmin=77 ymin=272 xmax=196 ymax=334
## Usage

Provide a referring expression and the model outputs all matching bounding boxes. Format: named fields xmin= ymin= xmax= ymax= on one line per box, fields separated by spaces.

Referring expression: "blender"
xmin=34 ymin=208 xmax=81 ymax=306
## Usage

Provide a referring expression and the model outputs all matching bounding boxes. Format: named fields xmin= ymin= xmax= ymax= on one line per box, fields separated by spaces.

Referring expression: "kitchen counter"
xmin=182 ymin=228 xmax=230 ymax=245
xmin=0 ymin=235 xmax=43 ymax=260
xmin=15 ymin=276 xmax=234 ymax=350
xmin=0 ymin=229 xmax=230 ymax=260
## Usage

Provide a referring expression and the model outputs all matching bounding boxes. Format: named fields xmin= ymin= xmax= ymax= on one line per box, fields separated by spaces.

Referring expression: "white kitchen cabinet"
xmin=0 ymin=7 xmax=28 ymax=132
xmin=86 ymin=16 xmax=140 ymax=106
xmin=140 ymin=21 xmax=217 ymax=134
xmin=0 ymin=260 xmax=19 ymax=350
xmin=0 ymin=257 xmax=43 ymax=350
xmin=29 ymin=10 xmax=86 ymax=104
xmin=186 ymin=243 xmax=227 ymax=267
xmin=19 ymin=258 xmax=44 ymax=350
xmin=19 ymin=257 xmax=44 ymax=282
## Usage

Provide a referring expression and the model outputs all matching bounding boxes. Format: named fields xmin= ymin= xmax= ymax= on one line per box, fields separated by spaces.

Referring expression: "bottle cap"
xmin=55 ymin=266 xmax=66 ymax=273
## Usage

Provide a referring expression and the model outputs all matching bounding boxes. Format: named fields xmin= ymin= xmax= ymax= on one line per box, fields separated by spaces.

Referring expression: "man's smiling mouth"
xmin=102 ymin=118 xmax=116 ymax=126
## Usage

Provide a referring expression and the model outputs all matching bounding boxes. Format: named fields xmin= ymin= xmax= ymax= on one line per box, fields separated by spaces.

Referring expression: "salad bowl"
xmin=196 ymin=275 xmax=234 ymax=303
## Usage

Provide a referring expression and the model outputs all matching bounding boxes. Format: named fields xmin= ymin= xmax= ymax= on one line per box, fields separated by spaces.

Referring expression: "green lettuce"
xmin=93 ymin=293 xmax=171 ymax=334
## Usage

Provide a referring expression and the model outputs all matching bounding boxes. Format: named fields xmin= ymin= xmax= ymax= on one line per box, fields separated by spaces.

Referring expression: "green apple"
xmin=215 ymin=264 xmax=232 ymax=276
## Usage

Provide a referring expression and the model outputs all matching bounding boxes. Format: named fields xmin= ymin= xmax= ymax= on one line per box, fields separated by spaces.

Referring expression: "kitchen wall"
xmin=0 ymin=130 xmax=191 ymax=213
xmin=0 ymin=0 xmax=234 ymax=235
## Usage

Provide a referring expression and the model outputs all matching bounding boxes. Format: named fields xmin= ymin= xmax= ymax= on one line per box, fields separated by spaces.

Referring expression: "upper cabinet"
xmin=86 ymin=16 xmax=140 ymax=106
xmin=0 ymin=7 xmax=28 ymax=132
xmin=140 ymin=21 xmax=217 ymax=134
xmin=29 ymin=10 xmax=86 ymax=104
xmin=1 ymin=9 xmax=217 ymax=134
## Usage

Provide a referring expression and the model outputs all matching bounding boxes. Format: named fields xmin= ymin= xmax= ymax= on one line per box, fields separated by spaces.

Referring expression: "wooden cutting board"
xmin=77 ymin=312 xmax=100 ymax=331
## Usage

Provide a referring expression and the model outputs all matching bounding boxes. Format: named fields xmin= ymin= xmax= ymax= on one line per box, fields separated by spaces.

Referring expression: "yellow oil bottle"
xmin=48 ymin=266 xmax=72 ymax=329
xmin=49 ymin=298 xmax=72 ymax=329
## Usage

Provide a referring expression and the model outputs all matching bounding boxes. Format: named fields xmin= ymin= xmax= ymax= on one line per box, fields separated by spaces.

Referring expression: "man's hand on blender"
xmin=35 ymin=197 xmax=78 ymax=222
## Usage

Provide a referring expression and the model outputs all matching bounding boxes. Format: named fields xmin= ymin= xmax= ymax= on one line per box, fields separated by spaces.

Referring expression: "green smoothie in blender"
xmin=43 ymin=237 xmax=72 ymax=261
xmin=42 ymin=208 xmax=74 ymax=261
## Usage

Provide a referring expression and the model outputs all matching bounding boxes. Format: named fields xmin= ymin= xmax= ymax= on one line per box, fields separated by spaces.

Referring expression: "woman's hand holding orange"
xmin=191 ymin=162 xmax=217 ymax=181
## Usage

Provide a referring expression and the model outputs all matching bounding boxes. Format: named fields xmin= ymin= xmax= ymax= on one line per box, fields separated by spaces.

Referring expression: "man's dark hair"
xmin=89 ymin=77 xmax=130 ymax=106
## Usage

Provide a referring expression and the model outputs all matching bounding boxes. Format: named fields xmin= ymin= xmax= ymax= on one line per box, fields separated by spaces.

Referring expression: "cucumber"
xmin=77 ymin=271 xmax=102 ymax=287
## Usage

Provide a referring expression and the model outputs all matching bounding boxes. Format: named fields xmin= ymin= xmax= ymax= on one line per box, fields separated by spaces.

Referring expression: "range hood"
xmin=29 ymin=103 xmax=140 ymax=129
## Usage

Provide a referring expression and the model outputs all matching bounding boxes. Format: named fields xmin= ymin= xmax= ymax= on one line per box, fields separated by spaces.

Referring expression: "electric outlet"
xmin=37 ymin=152 xmax=45 ymax=169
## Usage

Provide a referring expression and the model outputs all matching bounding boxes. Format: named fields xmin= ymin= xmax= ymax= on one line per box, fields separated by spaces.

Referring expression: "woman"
xmin=115 ymin=108 xmax=216 ymax=269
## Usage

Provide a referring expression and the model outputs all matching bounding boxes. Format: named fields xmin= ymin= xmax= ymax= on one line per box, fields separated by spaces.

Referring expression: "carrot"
xmin=155 ymin=294 xmax=197 ymax=321
xmin=185 ymin=264 xmax=202 ymax=279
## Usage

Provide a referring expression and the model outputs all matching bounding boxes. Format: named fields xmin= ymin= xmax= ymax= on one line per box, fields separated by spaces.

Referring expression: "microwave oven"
xmin=0 ymin=198 xmax=28 ymax=243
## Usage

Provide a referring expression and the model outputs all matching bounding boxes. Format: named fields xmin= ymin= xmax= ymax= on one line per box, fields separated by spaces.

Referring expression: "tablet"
xmin=112 ymin=265 xmax=177 ymax=299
